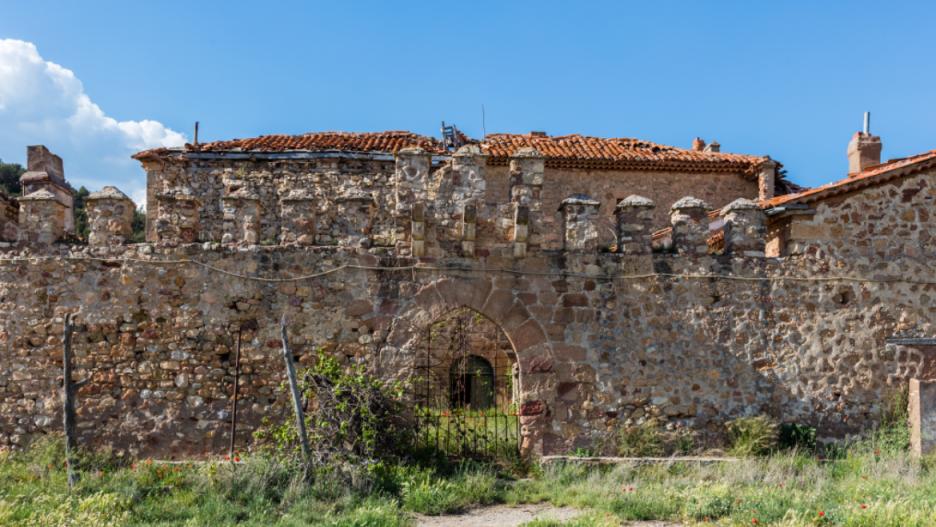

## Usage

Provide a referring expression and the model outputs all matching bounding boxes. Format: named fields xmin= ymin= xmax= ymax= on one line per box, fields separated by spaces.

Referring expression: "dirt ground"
xmin=413 ymin=503 xmax=683 ymax=526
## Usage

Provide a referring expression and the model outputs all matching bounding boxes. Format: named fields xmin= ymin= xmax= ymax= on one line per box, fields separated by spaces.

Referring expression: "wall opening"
xmin=412 ymin=306 xmax=519 ymax=457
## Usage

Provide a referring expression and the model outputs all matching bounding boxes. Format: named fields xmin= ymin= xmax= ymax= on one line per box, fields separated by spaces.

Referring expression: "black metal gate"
xmin=413 ymin=308 xmax=520 ymax=458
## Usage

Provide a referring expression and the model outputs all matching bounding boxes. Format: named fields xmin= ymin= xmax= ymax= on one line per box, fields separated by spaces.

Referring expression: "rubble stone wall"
xmin=0 ymin=150 xmax=932 ymax=460
xmin=484 ymin=165 xmax=758 ymax=244
xmin=769 ymin=171 xmax=935 ymax=260
xmin=0 ymin=240 xmax=930 ymax=458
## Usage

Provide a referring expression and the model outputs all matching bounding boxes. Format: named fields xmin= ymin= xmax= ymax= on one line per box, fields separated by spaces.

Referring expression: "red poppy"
xmin=818 ymin=511 xmax=825 ymax=517
xmin=752 ymin=519 xmax=759 ymax=525
xmin=234 ymin=456 xmax=241 ymax=462
xmin=860 ymin=504 xmax=868 ymax=509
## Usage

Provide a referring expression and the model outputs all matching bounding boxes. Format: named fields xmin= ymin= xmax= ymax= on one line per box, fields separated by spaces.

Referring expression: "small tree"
xmin=130 ymin=208 xmax=147 ymax=242
xmin=0 ymin=159 xmax=24 ymax=195
xmin=256 ymin=350 xmax=414 ymax=488
xmin=73 ymin=186 xmax=91 ymax=240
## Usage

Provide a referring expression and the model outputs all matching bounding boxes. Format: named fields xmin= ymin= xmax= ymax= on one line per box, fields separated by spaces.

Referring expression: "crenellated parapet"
xmin=0 ymin=146 xmax=785 ymax=262
xmin=121 ymin=147 xmax=790 ymax=260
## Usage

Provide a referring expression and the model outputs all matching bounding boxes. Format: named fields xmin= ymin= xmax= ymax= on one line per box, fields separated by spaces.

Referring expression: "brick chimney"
xmin=703 ymin=140 xmax=720 ymax=153
xmin=847 ymin=113 xmax=882 ymax=175
xmin=691 ymin=137 xmax=705 ymax=152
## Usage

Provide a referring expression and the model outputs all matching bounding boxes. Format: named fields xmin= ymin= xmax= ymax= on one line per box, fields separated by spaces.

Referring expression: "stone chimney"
xmin=691 ymin=138 xmax=706 ymax=152
xmin=847 ymin=131 xmax=882 ymax=175
xmin=703 ymin=140 xmax=720 ymax=153
xmin=19 ymin=145 xmax=74 ymax=233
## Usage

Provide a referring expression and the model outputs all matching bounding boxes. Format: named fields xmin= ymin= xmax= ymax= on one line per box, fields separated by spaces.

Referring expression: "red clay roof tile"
xmin=133 ymin=131 xmax=447 ymax=160
xmin=481 ymin=133 xmax=770 ymax=175
xmin=134 ymin=130 xmax=773 ymax=176
xmin=762 ymin=150 xmax=936 ymax=209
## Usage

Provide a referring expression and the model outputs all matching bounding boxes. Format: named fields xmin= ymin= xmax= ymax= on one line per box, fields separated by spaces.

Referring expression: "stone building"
xmin=0 ymin=128 xmax=933 ymax=458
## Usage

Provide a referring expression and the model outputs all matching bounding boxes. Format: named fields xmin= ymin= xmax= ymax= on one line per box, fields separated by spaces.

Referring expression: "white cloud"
xmin=0 ymin=39 xmax=186 ymax=208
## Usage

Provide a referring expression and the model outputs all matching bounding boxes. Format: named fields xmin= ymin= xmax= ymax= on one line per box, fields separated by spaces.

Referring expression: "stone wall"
xmin=0 ymin=233 xmax=931 ymax=457
xmin=0 ymin=148 xmax=932 ymax=459
xmin=484 ymin=165 xmax=759 ymax=247
xmin=142 ymin=154 xmax=758 ymax=254
xmin=768 ymin=171 xmax=935 ymax=260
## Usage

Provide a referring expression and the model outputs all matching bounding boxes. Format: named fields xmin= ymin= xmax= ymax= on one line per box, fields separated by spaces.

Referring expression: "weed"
xmin=727 ymin=415 xmax=779 ymax=457
xmin=617 ymin=418 xmax=664 ymax=457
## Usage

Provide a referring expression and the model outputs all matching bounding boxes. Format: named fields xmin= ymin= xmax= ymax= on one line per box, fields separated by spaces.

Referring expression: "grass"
xmin=415 ymin=407 xmax=520 ymax=459
xmin=2 ymin=424 xmax=935 ymax=526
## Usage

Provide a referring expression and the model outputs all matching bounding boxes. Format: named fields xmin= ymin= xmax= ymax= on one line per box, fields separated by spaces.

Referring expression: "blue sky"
xmin=2 ymin=0 xmax=935 ymax=205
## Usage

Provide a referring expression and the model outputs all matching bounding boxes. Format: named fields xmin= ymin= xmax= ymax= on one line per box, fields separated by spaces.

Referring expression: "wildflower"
xmin=818 ymin=511 xmax=825 ymax=517
xmin=860 ymin=504 xmax=868 ymax=509
xmin=752 ymin=519 xmax=759 ymax=525
xmin=234 ymin=455 xmax=241 ymax=462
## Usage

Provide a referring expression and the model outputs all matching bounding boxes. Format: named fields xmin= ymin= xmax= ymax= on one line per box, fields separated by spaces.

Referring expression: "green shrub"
xmin=726 ymin=415 xmax=778 ymax=457
xmin=253 ymin=350 xmax=415 ymax=490
xmin=617 ymin=419 xmax=664 ymax=457
xmin=779 ymin=422 xmax=817 ymax=452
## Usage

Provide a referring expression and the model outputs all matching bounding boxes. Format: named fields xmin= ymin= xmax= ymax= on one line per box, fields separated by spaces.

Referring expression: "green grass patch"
xmin=3 ymin=422 xmax=936 ymax=526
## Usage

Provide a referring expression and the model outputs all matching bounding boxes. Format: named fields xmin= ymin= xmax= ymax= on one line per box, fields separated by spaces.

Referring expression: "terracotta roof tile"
xmin=134 ymin=130 xmax=776 ymax=177
xmin=134 ymin=131 xmax=446 ymax=160
xmin=481 ymin=133 xmax=770 ymax=175
xmin=763 ymin=150 xmax=936 ymax=209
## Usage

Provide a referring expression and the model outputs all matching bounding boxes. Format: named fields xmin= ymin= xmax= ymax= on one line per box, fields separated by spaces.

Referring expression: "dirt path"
xmin=414 ymin=503 xmax=683 ymax=526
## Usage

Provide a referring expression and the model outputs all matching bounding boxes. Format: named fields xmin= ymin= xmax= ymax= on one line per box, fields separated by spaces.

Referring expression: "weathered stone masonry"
xmin=0 ymin=132 xmax=933 ymax=458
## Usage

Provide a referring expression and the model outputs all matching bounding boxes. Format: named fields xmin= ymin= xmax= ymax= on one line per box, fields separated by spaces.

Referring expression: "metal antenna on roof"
xmin=863 ymin=112 xmax=870 ymax=135
xmin=481 ymin=104 xmax=487 ymax=138
xmin=194 ymin=121 xmax=200 ymax=146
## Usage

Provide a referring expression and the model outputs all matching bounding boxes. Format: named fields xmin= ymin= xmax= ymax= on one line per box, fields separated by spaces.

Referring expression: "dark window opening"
xmin=449 ymin=355 xmax=495 ymax=409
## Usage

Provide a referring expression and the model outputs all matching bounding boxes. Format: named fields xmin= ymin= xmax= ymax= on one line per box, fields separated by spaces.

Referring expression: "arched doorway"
xmin=413 ymin=307 xmax=519 ymax=457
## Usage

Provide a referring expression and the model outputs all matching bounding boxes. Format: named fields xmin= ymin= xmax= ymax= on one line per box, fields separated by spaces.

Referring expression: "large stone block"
xmin=910 ymin=379 xmax=936 ymax=457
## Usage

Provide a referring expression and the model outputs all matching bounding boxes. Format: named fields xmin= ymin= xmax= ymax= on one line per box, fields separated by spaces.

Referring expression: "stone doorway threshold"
xmin=414 ymin=503 xmax=683 ymax=526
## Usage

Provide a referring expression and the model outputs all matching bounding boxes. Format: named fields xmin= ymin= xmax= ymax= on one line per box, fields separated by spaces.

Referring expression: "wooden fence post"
xmin=62 ymin=313 xmax=88 ymax=488
xmin=280 ymin=315 xmax=313 ymax=473
xmin=228 ymin=329 xmax=242 ymax=463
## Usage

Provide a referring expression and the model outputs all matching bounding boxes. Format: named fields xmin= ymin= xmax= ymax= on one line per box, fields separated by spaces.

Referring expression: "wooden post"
xmin=62 ymin=313 xmax=86 ymax=488
xmin=228 ymin=329 xmax=242 ymax=463
xmin=280 ymin=315 xmax=313 ymax=471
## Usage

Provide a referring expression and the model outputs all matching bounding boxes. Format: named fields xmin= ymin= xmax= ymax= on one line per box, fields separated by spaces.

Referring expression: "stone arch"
xmin=381 ymin=275 xmax=557 ymax=456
